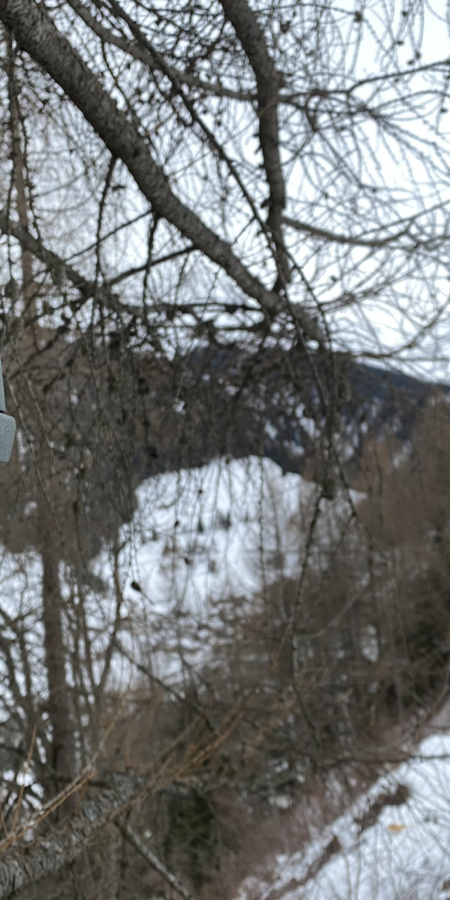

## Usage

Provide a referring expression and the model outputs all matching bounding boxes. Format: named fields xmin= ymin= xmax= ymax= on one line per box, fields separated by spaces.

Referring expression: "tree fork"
xmin=0 ymin=0 xmax=322 ymax=340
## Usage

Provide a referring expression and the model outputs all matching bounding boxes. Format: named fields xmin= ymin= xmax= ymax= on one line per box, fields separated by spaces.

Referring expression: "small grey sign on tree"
xmin=0 ymin=356 xmax=15 ymax=462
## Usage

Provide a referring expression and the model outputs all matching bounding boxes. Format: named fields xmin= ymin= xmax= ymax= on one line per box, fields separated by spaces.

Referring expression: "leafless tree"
xmin=0 ymin=1 xmax=447 ymax=897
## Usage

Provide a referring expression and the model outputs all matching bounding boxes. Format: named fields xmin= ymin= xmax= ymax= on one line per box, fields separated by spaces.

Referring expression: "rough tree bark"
xmin=0 ymin=773 xmax=143 ymax=898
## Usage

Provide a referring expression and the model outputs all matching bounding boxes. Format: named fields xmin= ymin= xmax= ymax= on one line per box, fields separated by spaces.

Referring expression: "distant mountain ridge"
xmin=177 ymin=344 xmax=447 ymax=484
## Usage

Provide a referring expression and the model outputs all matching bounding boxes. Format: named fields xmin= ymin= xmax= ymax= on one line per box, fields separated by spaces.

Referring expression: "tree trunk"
xmin=40 ymin=489 xmax=75 ymax=791
xmin=8 ymin=49 xmax=76 ymax=799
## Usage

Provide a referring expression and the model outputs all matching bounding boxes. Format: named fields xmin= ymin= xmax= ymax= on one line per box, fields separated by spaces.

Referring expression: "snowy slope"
xmin=92 ymin=456 xmax=359 ymax=681
xmin=92 ymin=456 xmax=316 ymax=681
xmin=237 ymin=731 xmax=450 ymax=900
xmin=0 ymin=456 xmax=358 ymax=733
xmin=119 ymin=456 xmax=315 ymax=607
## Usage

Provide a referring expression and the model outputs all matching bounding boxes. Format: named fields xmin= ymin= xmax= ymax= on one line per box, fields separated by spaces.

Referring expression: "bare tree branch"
xmin=0 ymin=207 xmax=136 ymax=316
xmin=118 ymin=820 xmax=198 ymax=900
xmin=282 ymin=215 xmax=410 ymax=249
xmin=66 ymin=0 xmax=253 ymax=102
xmin=219 ymin=0 xmax=289 ymax=287
xmin=0 ymin=0 xmax=321 ymax=334
xmin=0 ymin=773 xmax=143 ymax=898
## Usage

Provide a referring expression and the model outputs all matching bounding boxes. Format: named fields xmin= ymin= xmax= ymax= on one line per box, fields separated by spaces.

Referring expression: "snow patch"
xmin=236 ymin=731 xmax=450 ymax=900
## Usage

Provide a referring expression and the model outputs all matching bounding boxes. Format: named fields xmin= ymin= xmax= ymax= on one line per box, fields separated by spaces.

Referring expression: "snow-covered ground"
xmin=237 ymin=731 xmax=450 ymax=900
xmin=92 ymin=456 xmax=359 ymax=680
xmin=117 ymin=456 xmax=316 ymax=607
